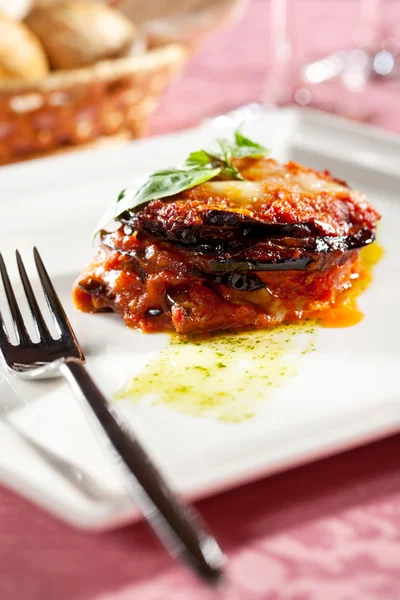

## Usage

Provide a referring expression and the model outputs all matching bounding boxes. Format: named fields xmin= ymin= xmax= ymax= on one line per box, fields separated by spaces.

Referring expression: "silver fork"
xmin=0 ymin=248 xmax=225 ymax=582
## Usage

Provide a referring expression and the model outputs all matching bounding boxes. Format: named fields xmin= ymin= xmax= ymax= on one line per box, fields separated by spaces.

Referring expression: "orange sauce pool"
xmin=318 ymin=242 xmax=384 ymax=328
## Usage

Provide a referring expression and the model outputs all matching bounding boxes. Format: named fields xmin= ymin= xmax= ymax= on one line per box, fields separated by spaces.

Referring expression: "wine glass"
xmin=266 ymin=0 xmax=400 ymax=122
xmin=207 ymin=0 xmax=400 ymax=131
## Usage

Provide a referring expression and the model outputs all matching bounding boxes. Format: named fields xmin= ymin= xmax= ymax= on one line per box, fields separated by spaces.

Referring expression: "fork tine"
xmin=0 ymin=309 xmax=10 ymax=347
xmin=33 ymin=248 xmax=81 ymax=352
xmin=16 ymin=250 xmax=52 ymax=343
xmin=0 ymin=253 xmax=30 ymax=345
xmin=0 ymin=309 xmax=11 ymax=368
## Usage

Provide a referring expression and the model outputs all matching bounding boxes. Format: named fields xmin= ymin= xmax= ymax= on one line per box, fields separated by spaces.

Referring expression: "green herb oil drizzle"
xmin=115 ymin=323 xmax=316 ymax=423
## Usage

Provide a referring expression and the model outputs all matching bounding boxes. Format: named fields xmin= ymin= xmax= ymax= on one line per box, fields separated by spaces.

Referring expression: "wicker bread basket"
xmin=0 ymin=43 xmax=187 ymax=164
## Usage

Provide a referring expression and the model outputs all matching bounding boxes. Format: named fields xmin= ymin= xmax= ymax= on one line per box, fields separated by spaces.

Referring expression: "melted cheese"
xmin=204 ymin=165 xmax=348 ymax=209
xmin=295 ymin=172 xmax=346 ymax=193
xmin=204 ymin=181 xmax=264 ymax=202
xmin=204 ymin=167 xmax=347 ymax=208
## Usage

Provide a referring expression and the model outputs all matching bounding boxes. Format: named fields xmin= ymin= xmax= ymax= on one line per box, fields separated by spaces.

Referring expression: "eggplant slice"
xmin=194 ymin=269 xmax=265 ymax=291
xmin=101 ymin=199 xmax=375 ymax=294
xmin=123 ymin=208 xmax=374 ymax=257
xmin=103 ymin=227 xmax=374 ymax=272
xmin=123 ymin=211 xmax=319 ymax=254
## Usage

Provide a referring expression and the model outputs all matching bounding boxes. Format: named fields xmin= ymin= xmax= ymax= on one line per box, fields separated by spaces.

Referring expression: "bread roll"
xmin=0 ymin=10 xmax=49 ymax=81
xmin=0 ymin=0 xmax=33 ymax=20
xmin=116 ymin=0 xmax=245 ymax=51
xmin=26 ymin=0 xmax=137 ymax=69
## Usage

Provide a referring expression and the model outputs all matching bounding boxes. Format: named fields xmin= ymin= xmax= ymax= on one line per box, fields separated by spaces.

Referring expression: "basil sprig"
xmin=95 ymin=128 xmax=270 ymax=237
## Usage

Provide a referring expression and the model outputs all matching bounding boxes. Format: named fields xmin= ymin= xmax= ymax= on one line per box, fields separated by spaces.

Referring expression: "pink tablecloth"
xmin=2 ymin=2 xmax=400 ymax=599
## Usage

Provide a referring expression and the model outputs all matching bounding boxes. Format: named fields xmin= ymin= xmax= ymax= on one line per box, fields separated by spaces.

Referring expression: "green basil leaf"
xmin=233 ymin=129 xmax=270 ymax=158
xmin=214 ymin=138 xmax=245 ymax=180
xmin=94 ymin=166 xmax=220 ymax=237
xmin=129 ymin=167 xmax=221 ymax=207
xmin=94 ymin=128 xmax=270 ymax=239
xmin=185 ymin=149 xmax=214 ymax=167
xmin=222 ymin=165 xmax=245 ymax=180
xmin=117 ymin=189 xmax=126 ymax=202
xmin=216 ymin=138 xmax=233 ymax=161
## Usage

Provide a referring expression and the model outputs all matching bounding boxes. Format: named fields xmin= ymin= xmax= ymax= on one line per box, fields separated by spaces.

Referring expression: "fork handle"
xmin=60 ymin=359 xmax=225 ymax=581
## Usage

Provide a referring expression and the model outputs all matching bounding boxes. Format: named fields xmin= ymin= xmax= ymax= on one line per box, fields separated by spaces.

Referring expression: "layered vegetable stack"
xmin=73 ymin=130 xmax=380 ymax=334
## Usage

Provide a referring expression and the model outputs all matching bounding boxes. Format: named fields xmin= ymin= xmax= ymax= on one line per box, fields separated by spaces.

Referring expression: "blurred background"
xmin=1 ymin=0 xmax=399 ymax=165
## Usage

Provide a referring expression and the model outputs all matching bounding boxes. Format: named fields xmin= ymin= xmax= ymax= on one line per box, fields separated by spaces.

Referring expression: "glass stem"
xmin=354 ymin=0 xmax=382 ymax=50
xmin=263 ymin=0 xmax=291 ymax=107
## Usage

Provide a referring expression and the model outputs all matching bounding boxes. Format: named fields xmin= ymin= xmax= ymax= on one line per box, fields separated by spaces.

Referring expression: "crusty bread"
xmin=0 ymin=10 xmax=49 ymax=80
xmin=26 ymin=0 xmax=137 ymax=69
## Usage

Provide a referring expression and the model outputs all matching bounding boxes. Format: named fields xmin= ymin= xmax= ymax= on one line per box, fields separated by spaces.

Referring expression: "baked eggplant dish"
xmin=73 ymin=130 xmax=381 ymax=334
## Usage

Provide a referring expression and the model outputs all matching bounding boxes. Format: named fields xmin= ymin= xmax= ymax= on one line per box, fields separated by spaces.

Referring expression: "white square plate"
xmin=0 ymin=107 xmax=398 ymax=530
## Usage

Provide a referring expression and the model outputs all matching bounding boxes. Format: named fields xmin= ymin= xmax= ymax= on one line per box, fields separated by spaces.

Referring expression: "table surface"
xmin=2 ymin=1 xmax=400 ymax=599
